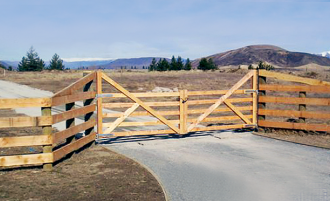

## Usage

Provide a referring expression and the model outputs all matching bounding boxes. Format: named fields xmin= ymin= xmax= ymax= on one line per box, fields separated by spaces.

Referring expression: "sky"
xmin=0 ymin=0 xmax=330 ymax=61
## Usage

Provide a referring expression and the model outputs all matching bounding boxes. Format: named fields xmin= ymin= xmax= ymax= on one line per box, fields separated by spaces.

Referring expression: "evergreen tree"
xmin=198 ymin=58 xmax=209 ymax=70
xmin=184 ymin=58 xmax=192 ymax=70
xmin=18 ymin=47 xmax=45 ymax=71
xmin=149 ymin=58 xmax=157 ymax=71
xmin=49 ymin=53 xmax=64 ymax=70
xmin=208 ymin=58 xmax=217 ymax=70
xmin=170 ymin=56 xmax=177 ymax=71
xmin=177 ymin=56 xmax=183 ymax=70
xmin=198 ymin=58 xmax=217 ymax=71
xmin=18 ymin=57 xmax=28 ymax=71
xmin=156 ymin=58 xmax=169 ymax=71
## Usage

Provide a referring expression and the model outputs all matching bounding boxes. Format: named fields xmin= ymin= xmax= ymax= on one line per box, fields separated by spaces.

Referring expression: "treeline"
xmin=149 ymin=56 xmax=192 ymax=71
xmin=17 ymin=47 xmax=65 ymax=71
xmin=148 ymin=56 xmax=219 ymax=71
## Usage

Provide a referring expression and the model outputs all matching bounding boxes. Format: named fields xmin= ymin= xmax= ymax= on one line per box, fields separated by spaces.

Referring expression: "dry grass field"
xmin=1 ymin=68 xmax=330 ymax=200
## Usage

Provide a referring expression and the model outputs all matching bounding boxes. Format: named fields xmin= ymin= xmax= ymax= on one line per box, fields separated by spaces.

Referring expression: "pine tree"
xmin=49 ymin=53 xmax=64 ymax=70
xmin=170 ymin=56 xmax=177 ymax=71
xmin=156 ymin=58 xmax=169 ymax=71
xmin=149 ymin=58 xmax=157 ymax=71
xmin=198 ymin=58 xmax=209 ymax=70
xmin=208 ymin=58 xmax=217 ymax=70
xmin=184 ymin=58 xmax=192 ymax=70
xmin=18 ymin=47 xmax=45 ymax=71
xmin=18 ymin=57 xmax=28 ymax=71
xmin=198 ymin=58 xmax=217 ymax=71
xmin=177 ymin=56 xmax=183 ymax=70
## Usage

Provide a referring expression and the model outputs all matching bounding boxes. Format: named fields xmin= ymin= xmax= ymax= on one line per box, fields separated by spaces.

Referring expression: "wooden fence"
xmin=257 ymin=70 xmax=330 ymax=132
xmin=0 ymin=72 xmax=97 ymax=170
xmin=1 ymin=69 xmax=329 ymax=169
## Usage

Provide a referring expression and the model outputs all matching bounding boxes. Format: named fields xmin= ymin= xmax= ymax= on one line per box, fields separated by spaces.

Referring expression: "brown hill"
xmin=191 ymin=45 xmax=330 ymax=68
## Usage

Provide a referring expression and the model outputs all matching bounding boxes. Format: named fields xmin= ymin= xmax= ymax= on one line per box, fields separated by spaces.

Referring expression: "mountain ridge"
xmin=191 ymin=45 xmax=330 ymax=68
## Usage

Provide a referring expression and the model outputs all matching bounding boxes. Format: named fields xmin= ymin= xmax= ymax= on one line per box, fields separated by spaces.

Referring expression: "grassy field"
xmin=1 ymin=68 xmax=330 ymax=200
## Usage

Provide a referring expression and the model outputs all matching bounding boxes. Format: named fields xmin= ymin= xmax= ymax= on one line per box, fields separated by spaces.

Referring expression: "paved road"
xmin=104 ymin=131 xmax=330 ymax=201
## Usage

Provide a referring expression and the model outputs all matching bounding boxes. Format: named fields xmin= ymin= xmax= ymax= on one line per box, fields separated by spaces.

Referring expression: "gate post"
xmin=96 ymin=71 xmax=103 ymax=137
xmin=298 ymin=91 xmax=306 ymax=123
xmin=258 ymin=70 xmax=266 ymax=126
xmin=83 ymin=75 xmax=95 ymax=144
xmin=42 ymin=106 xmax=52 ymax=171
xmin=252 ymin=70 xmax=258 ymax=126
xmin=179 ymin=89 xmax=188 ymax=134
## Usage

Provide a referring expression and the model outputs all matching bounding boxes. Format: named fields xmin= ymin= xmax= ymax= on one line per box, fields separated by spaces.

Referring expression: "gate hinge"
xmin=244 ymin=89 xmax=258 ymax=95
xmin=96 ymin=94 xmax=113 ymax=99
xmin=244 ymin=124 xmax=258 ymax=128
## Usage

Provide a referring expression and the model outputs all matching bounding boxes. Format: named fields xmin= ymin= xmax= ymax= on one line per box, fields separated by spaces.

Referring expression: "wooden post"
xmin=252 ymin=70 xmax=258 ymax=125
xmin=65 ymin=102 xmax=75 ymax=146
xmin=41 ymin=106 xmax=52 ymax=171
xmin=83 ymin=78 xmax=95 ymax=142
xmin=96 ymin=71 xmax=103 ymax=136
xmin=179 ymin=90 xmax=188 ymax=135
xmin=298 ymin=91 xmax=306 ymax=123
xmin=258 ymin=71 xmax=266 ymax=122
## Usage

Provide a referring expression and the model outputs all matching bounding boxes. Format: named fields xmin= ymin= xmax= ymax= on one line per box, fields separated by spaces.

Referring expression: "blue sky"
xmin=0 ymin=0 xmax=329 ymax=61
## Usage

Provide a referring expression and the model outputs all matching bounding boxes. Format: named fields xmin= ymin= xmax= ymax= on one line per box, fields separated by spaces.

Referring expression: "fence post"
xmin=258 ymin=70 xmax=266 ymax=123
xmin=65 ymin=102 xmax=75 ymax=155
xmin=42 ymin=106 xmax=52 ymax=171
xmin=298 ymin=91 xmax=306 ymax=123
xmin=96 ymin=71 xmax=103 ymax=136
xmin=179 ymin=89 xmax=188 ymax=135
xmin=83 ymin=74 xmax=95 ymax=143
xmin=252 ymin=70 xmax=258 ymax=126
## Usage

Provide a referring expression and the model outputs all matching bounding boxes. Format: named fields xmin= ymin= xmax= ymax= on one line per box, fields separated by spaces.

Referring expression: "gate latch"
xmin=182 ymin=98 xmax=188 ymax=104
xmin=244 ymin=89 xmax=258 ymax=95
xmin=96 ymin=94 xmax=113 ymax=99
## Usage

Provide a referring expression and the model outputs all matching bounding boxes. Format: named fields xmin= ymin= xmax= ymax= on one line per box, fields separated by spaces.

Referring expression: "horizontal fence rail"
xmin=257 ymin=70 xmax=330 ymax=133
xmin=0 ymin=71 xmax=97 ymax=170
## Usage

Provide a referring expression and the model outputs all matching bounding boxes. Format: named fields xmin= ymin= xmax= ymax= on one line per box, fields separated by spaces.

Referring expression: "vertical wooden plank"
xmin=258 ymin=71 xmax=266 ymax=122
xmin=179 ymin=90 xmax=188 ymax=134
xmin=65 ymin=102 xmax=75 ymax=151
xmin=83 ymin=78 xmax=95 ymax=145
xmin=252 ymin=70 xmax=258 ymax=125
xmin=41 ymin=107 xmax=52 ymax=171
xmin=96 ymin=71 xmax=103 ymax=135
xmin=299 ymin=91 xmax=307 ymax=123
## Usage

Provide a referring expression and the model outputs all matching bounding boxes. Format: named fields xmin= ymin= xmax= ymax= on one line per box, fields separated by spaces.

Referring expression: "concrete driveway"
xmin=103 ymin=131 xmax=330 ymax=201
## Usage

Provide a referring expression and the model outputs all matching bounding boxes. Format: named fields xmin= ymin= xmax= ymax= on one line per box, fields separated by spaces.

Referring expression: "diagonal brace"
xmin=103 ymin=103 xmax=139 ymax=134
xmin=101 ymin=73 xmax=180 ymax=134
xmin=224 ymin=100 xmax=252 ymax=124
xmin=187 ymin=71 xmax=254 ymax=132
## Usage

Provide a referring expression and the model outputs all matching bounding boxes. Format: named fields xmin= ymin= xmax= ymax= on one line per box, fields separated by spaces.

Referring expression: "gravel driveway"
xmin=104 ymin=131 xmax=330 ymax=201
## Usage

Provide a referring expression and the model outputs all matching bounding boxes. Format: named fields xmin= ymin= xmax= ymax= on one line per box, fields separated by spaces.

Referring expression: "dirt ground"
xmin=0 ymin=145 xmax=165 ymax=201
xmin=254 ymin=128 xmax=330 ymax=149
xmin=0 ymin=108 xmax=165 ymax=201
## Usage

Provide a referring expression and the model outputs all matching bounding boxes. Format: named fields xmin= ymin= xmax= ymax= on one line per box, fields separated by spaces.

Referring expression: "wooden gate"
xmin=96 ymin=70 xmax=258 ymax=139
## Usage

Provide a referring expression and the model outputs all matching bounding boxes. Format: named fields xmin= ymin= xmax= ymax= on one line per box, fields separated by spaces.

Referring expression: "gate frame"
xmin=96 ymin=70 xmax=258 ymax=138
